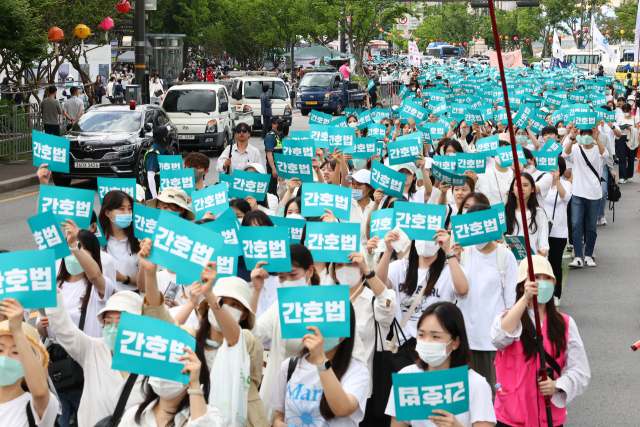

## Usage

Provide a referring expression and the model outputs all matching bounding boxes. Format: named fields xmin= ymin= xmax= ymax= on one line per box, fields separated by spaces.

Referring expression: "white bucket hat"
xmin=346 ymin=169 xmax=371 ymax=184
xmin=135 ymin=184 xmax=145 ymax=203
xmin=97 ymin=290 xmax=143 ymax=322
xmin=392 ymin=162 xmax=417 ymax=175
xmin=517 ymin=255 xmax=556 ymax=283
xmin=241 ymin=163 xmax=266 ymax=174
xmin=198 ymin=277 xmax=255 ymax=329
xmin=145 ymin=187 xmax=196 ymax=221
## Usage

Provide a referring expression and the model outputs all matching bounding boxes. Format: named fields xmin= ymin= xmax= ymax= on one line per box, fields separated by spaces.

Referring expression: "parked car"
xmin=54 ymin=103 xmax=179 ymax=187
xmin=295 ymin=71 xmax=367 ymax=116
xmin=162 ymin=83 xmax=235 ymax=154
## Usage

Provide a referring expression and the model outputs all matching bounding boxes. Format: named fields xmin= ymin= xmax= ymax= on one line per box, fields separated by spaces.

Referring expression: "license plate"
xmin=75 ymin=162 xmax=99 ymax=168
xmin=306 ymin=101 xmax=317 ymax=105
xmin=181 ymin=135 xmax=195 ymax=140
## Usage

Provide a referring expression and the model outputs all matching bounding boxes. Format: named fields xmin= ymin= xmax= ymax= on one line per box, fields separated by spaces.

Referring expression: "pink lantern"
xmin=99 ymin=17 xmax=114 ymax=31
xmin=514 ymin=36 xmax=518 ymax=41
xmin=458 ymin=43 xmax=462 ymax=46
xmin=574 ymin=30 xmax=578 ymax=35
xmin=634 ymin=29 xmax=637 ymax=34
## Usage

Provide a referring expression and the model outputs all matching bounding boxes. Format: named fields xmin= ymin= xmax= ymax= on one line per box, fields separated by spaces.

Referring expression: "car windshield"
xmin=370 ymin=47 xmax=388 ymax=56
xmin=427 ymin=49 xmax=440 ymax=56
xmin=163 ymin=89 xmax=216 ymax=112
xmin=75 ymin=110 xmax=141 ymax=132
xmin=299 ymin=74 xmax=332 ymax=88
xmin=244 ymin=81 xmax=288 ymax=99
xmin=442 ymin=47 xmax=459 ymax=56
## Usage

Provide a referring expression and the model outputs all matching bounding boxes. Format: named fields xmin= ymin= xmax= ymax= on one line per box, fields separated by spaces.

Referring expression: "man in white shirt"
xmin=597 ymin=115 xmax=620 ymax=225
xmin=216 ymin=122 xmax=262 ymax=174
xmin=562 ymin=126 xmax=608 ymax=268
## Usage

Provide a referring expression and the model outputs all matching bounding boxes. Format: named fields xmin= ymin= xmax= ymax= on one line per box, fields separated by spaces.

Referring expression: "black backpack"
xmin=607 ymin=180 xmax=621 ymax=222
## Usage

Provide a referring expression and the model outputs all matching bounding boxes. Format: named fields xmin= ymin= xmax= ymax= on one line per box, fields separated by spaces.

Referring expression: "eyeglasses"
xmin=385 ymin=124 xmax=390 ymax=128
xmin=236 ymin=129 xmax=249 ymax=134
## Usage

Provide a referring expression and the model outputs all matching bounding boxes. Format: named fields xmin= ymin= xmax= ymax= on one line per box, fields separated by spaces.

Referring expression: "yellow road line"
xmin=0 ymin=190 xmax=40 ymax=203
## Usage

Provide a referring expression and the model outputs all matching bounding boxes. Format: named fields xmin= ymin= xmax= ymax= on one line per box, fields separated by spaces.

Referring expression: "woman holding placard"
xmin=385 ymin=302 xmax=496 ymax=427
xmin=99 ymin=190 xmax=141 ymax=293
xmin=491 ymin=256 xmax=590 ymax=427
xmin=269 ymin=304 xmax=371 ymax=427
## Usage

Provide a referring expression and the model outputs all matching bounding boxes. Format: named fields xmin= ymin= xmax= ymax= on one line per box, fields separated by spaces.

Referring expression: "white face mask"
xmin=524 ymin=165 xmax=535 ymax=174
xmin=348 ymin=122 xmax=357 ymax=128
xmin=287 ymin=213 xmax=304 ymax=220
xmin=415 ymin=340 xmax=453 ymax=367
xmin=475 ymin=241 xmax=488 ymax=250
xmin=415 ymin=239 xmax=440 ymax=258
xmin=282 ymin=272 xmax=310 ymax=288
xmin=148 ymin=377 xmax=188 ymax=400
xmin=557 ymin=128 xmax=566 ymax=136
xmin=335 ymin=266 xmax=362 ymax=287
xmin=446 ymin=152 xmax=456 ymax=157
xmin=208 ymin=306 xmax=244 ymax=332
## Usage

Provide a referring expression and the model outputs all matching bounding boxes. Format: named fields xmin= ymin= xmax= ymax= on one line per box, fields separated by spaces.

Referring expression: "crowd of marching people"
xmin=9 ymin=55 xmax=638 ymax=427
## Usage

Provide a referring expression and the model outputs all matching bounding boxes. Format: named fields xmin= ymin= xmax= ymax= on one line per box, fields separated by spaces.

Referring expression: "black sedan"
xmin=53 ymin=104 xmax=180 ymax=187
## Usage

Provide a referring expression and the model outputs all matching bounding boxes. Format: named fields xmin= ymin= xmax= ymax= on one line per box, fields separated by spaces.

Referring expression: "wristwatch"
xmin=187 ymin=384 xmax=204 ymax=395
xmin=446 ymin=252 xmax=457 ymax=260
xmin=69 ymin=242 xmax=81 ymax=252
xmin=363 ymin=269 xmax=376 ymax=280
xmin=123 ymin=276 xmax=131 ymax=285
xmin=317 ymin=359 xmax=332 ymax=372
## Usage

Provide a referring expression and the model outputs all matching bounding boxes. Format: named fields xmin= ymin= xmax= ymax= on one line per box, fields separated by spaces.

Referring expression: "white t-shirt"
xmin=256 ymin=275 xmax=281 ymax=319
xmin=269 ymin=356 xmax=370 ymax=427
xmin=544 ymin=179 xmax=573 ymax=239
xmin=104 ymin=236 xmax=140 ymax=292
xmin=457 ymin=247 xmax=518 ymax=351
xmin=387 ymin=259 xmax=459 ymax=345
xmin=0 ymin=391 xmax=60 ymax=427
xmin=57 ymin=276 xmax=115 ymax=338
xmin=477 ymin=167 xmax=513 ymax=206
xmin=529 ymin=169 xmax=553 ymax=208
xmin=562 ymin=145 xmax=607 ymax=200
xmin=507 ymin=207 xmax=549 ymax=253
xmin=156 ymin=269 xmax=192 ymax=306
xmin=385 ymin=365 xmax=496 ymax=427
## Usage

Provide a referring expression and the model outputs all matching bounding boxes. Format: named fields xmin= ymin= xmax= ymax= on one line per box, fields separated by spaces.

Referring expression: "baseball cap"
xmin=153 ymin=126 xmax=169 ymax=140
xmin=346 ymin=169 xmax=371 ymax=185
xmin=135 ymin=184 xmax=145 ymax=203
xmin=270 ymin=116 xmax=285 ymax=125
xmin=241 ymin=163 xmax=266 ymax=174
xmin=393 ymin=162 xmax=417 ymax=175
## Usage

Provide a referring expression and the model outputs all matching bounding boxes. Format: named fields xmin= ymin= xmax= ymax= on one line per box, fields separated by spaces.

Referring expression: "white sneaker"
xmin=554 ymin=296 xmax=560 ymax=307
xmin=597 ymin=217 xmax=608 ymax=226
xmin=568 ymin=257 xmax=584 ymax=268
xmin=585 ymin=256 xmax=597 ymax=267
xmin=619 ymin=179 xmax=627 ymax=184
xmin=628 ymin=178 xmax=634 ymax=183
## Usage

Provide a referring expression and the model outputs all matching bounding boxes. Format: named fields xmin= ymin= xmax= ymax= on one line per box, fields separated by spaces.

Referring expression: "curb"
xmin=0 ymin=174 xmax=40 ymax=195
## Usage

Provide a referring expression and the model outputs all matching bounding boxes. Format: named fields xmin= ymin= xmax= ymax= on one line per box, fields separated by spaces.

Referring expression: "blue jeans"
xmin=58 ymin=388 xmax=82 ymax=427
xmin=571 ymin=195 xmax=599 ymax=258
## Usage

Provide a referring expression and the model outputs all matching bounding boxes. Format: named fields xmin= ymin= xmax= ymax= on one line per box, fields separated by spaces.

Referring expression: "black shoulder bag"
xmin=48 ymin=308 xmax=87 ymax=392
xmin=370 ymin=296 xmax=397 ymax=419
xmin=93 ymin=373 xmax=140 ymax=427
xmin=579 ymin=146 xmax=605 ymax=183
xmin=548 ymin=191 xmax=559 ymax=233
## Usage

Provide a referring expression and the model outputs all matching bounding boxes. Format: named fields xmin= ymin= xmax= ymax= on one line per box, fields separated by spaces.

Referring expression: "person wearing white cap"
xmin=146 ymin=187 xmax=196 ymax=221
xmin=45 ymin=289 xmax=146 ymax=427
xmin=491 ymin=255 xmax=590 ymax=427
xmin=240 ymin=163 xmax=279 ymax=214
xmin=135 ymin=184 xmax=146 ymax=205
xmin=0 ymin=299 xmax=60 ymax=427
xmin=346 ymin=169 xmax=375 ymax=253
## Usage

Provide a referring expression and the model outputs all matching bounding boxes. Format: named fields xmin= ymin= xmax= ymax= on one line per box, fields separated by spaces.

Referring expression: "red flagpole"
xmin=486 ymin=1 xmax=554 ymax=426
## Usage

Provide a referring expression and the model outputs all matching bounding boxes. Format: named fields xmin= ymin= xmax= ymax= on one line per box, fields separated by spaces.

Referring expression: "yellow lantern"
xmin=505 ymin=36 xmax=509 ymax=40
xmin=561 ymin=34 xmax=565 ymax=38
xmin=621 ymin=30 xmax=626 ymax=35
xmin=74 ymin=24 xmax=91 ymax=52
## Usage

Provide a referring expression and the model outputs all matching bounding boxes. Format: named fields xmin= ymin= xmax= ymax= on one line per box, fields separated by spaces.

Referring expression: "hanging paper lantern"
xmin=430 ymin=39 xmax=434 ymax=42
xmin=634 ymin=29 xmax=637 ymax=34
xmin=538 ymin=39 xmax=542 ymax=42
xmin=74 ymin=24 xmax=90 ymax=39
xmin=505 ymin=36 xmax=509 ymax=40
xmin=606 ymin=30 xmax=610 ymax=35
xmin=526 ymin=38 xmax=530 ymax=43
xmin=574 ymin=30 xmax=578 ymax=35
xmin=458 ymin=43 xmax=462 ymax=46
xmin=514 ymin=37 xmax=518 ymax=41
xmin=464 ymin=42 xmax=468 ymax=46
xmin=116 ymin=0 xmax=131 ymax=13
xmin=621 ymin=30 xmax=626 ymax=34
xmin=99 ymin=17 xmax=114 ymax=31
xmin=474 ymin=39 xmax=477 ymax=42
xmin=561 ymin=34 xmax=565 ymax=38
xmin=549 ymin=37 xmax=553 ymax=41
xmin=499 ymin=35 xmax=503 ymax=39
xmin=583 ymin=28 xmax=588 ymax=33
xmin=47 ymin=27 xmax=64 ymax=43
xmin=376 ymin=24 xmax=379 ymax=27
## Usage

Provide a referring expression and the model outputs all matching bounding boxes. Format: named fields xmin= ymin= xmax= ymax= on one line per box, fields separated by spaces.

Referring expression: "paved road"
xmin=1 ymin=114 xmax=639 ymax=425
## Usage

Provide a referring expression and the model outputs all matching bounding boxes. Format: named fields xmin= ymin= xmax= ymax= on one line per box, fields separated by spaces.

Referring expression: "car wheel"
xmin=301 ymin=109 xmax=310 ymax=116
xmin=283 ymin=125 xmax=289 ymax=137
xmin=134 ymin=151 xmax=146 ymax=185
xmin=52 ymin=174 xmax=72 ymax=187
xmin=219 ymin=131 xmax=230 ymax=156
xmin=333 ymin=101 xmax=343 ymax=116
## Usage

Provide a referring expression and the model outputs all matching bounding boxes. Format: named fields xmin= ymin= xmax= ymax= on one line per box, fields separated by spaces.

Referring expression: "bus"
xmin=366 ymin=40 xmax=390 ymax=59
xmin=424 ymin=42 xmax=465 ymax=60
xmin=615 ymin=62 xmax=640 ymax=85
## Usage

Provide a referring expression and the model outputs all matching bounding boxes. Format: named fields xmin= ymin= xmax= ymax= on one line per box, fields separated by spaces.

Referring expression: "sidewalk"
xmin=0 ymin=161 xmax=39 ymax=194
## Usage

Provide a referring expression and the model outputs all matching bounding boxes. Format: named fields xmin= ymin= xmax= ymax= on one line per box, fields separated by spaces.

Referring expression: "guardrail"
xmin=0 ymin=103 xmax=42 ymax=162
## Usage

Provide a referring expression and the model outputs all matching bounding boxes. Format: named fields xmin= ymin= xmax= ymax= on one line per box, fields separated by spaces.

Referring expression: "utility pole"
xmin=134 ymin=0 xmax=147 ymax=103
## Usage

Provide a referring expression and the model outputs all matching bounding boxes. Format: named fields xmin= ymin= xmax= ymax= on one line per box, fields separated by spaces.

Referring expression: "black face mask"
xmin=276 ymin=124 xmax=284 ymax=132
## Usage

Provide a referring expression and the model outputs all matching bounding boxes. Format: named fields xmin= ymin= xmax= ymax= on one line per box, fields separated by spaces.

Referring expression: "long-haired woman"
xmin=505 ymin=173 xmax=549 ymax=256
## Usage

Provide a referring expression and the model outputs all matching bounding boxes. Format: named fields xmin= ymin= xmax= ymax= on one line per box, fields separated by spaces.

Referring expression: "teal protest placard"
xmin=366 ymin=79 xmax=375 ymax=92
xmin=38 ymin=185 xmax=94 ymax=230
xmin=191 ymin=183 xmax=229 ymax=219
xmin=160 ymin=168 xmax=196 ymax=196
xmin=112 ymin=312 xmax=195 ymax=384
xmin=431 ymin=163 xmax=466 ymax=187
xmin=495 ymin=145 xmax=525 ymax=168
xmin=432 ymin=155 xmax=456 ymax=171
xmin=27 ymin=211 xmax=71 ymax=260
xmin=528 ymin=114 xmax=548 ymax=134
xmin=134 ymin=203 xmax=160 ymax=240
xmin=370 ymin=160 xmax=405 ymax=199
xmin=352 ymin=137 xmax=381 ymax=159
xmin=504 ymin=235 xmax=535 ymax=260
xmin=394 ymin=201 xmax=446 ymax=240
xmin=392 ymin=365 xmax=470 ymax=421
xmin=399 ymin=103 xmax=429 ymax=123
xmin=451 ymin=208 xmax=503 ymax=247
xmin=278 ymin=285 xmax=351 ymax=339
xmin=543 ymin=139 xmax=563 ymax=154
xmin=309 ymin=110 xmax=332 ymax=125
xmin=269 ymin=215 xmax=306 ymax=244
xmin=274 ymin=153 xmax=314 ymax=182
xmin=370 ymin=209 xmax=396 ymax=239
xmin=476 ymin=135 xmax=500 ymax=156
xmin=428 ymin=101 xmax=449 ymax=117
xmin=0 ymin=249 xmax=57 ymax=308
xmin=310 ymin=124 xmax=330 ymax=149
xmin=331 ymin=116 xmax=347 ymax=127
xmin=398 ymin=84 xmax=410 ymax=99
xmin=422 ymin=123 xmax=448 ymax=140
xmin=290 ymin=131 xmax=312 ymax=140
xmin=200 ymin=216 xmax=242 ymax=257
xmin=388 ymin=137 xmax=422 ymax=166
xmin=494 ymin=109 xmax=508 ymax=125
xmin=368 ymin=124 xmax=387 ymax=140
xmin=32 ymin=130 xmax=69 ymax=173
xmin=283 ymin=139 xmax=315 ymax=157
xmin=148 ymin=212 xmax=225 ymax=283
xmin=300 ymin=183 xmax=352 ymax=221
xmin=239 ymin=226 xmax=291 ymax=272
xmin=491 ymin=202 xmax=507 ymax=233
xmin=531 ymin=151 xmax=559 ymax=171
xmin=456 ymin=153 xmax=487 ymax=174
xmin=305 ymin=222 xmax=360 ymax=263
xmin=97 ymin=177 xmax=136 ymax=203
xmin=328 ymin=127 xmax=356 ymax=154
xmin=94 ymin=221 xmax=108 ymax=246
xmin=221 ymin=169 xmax=270 ymax=201
xmin=157 ymin=155 xmax=183 ymax=171
xmin=573 ymin=111 xmax=598 ymax=130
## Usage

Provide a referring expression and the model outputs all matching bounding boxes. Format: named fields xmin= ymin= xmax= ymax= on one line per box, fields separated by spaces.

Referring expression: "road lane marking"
xmin=0 ymin=190 xmax=40 ymax=203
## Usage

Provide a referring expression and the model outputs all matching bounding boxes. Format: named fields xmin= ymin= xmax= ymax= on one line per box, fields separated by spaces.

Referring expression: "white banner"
xmin=591 ymin=16 xmax=615 ymax=62
xmin=408 ymin=41 xmax=421 ymax=67
xmin=552 ymin=29 xmax=564 ymax=61
xmin=635 ymin=4 xmax=640 ymax=64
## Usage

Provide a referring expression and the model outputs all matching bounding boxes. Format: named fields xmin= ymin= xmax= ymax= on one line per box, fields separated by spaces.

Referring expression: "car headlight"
xmin=284 ymin=106 xmax=291 ymax=116
xmin=324 ymin=92 xmax=331 ymax=100
xmin=296 ymin=93 xmax=301 ymax=100
xmin=206 ymin=120 xmax=217 ymax=133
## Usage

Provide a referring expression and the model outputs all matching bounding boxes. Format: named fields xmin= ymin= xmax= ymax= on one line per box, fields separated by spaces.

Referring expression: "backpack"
xmin=460 ymin=244 xmax=508 ymax=308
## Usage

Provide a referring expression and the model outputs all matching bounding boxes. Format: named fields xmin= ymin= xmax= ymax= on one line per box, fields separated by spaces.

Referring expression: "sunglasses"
xmin=236 ymin=129 xmax=249 ymax=134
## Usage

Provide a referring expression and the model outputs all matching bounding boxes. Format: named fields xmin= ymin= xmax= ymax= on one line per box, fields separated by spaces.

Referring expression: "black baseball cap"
xmin=270 ymin=116 xmax=285 ymax=125
xmin=153 ymin=126 xmax=169 ymax=140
